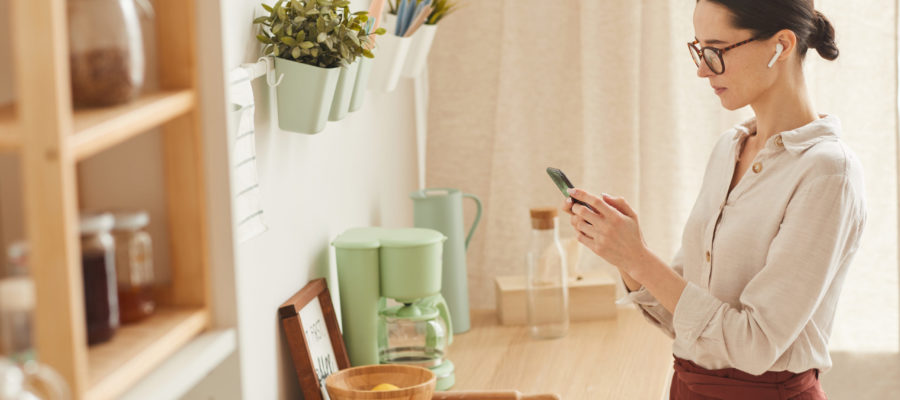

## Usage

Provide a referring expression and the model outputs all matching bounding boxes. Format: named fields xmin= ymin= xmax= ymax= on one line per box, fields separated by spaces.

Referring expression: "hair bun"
xmin=812 ymin=10 xmax=839 ymax=60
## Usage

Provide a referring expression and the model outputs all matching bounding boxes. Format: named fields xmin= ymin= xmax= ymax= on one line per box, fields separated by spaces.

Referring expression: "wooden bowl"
xmin=325 ymin=365 xmax=436 ymax=400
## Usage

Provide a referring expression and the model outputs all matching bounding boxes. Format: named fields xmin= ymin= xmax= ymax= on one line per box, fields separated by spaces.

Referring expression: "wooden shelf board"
xmin=0 ymin=103 xmax=20 ymax=151
xmin=71 ymin=90 xmax=195 ymax=161
xmin=85 ymin=307 xmax=210 ymax=400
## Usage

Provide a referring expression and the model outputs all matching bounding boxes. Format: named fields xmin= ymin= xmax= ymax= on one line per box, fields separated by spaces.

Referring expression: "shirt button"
xmin=752 ymin=162 xmax=763 ymax=173
xmin=706 ymin=251 xmax=711 ymax=262
xmin=775 ymin=136 xmax=784 ymax=147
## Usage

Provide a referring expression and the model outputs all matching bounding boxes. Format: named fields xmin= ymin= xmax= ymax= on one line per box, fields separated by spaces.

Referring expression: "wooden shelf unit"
xmin=8 ymin=0 xmax=211 ymax=399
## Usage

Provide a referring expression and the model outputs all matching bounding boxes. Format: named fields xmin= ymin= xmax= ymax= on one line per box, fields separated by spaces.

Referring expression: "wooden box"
xmin=494 ymin=271 xmax=617 ymax=325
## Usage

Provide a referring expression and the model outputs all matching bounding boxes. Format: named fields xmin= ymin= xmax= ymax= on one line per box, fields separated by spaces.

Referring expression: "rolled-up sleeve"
xmin=620 ymin=248 xmax=685 ymax=338
xmin=671 ymin=174 xmax=865 ymax=375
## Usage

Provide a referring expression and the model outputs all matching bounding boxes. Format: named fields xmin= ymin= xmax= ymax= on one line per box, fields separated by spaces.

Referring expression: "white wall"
xmin=185 ymin=1 xmax=421 ymax=399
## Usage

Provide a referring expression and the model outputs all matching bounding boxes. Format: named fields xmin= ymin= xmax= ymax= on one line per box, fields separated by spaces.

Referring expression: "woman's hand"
xmin=565 ymin=188 xmax=650 ymax=276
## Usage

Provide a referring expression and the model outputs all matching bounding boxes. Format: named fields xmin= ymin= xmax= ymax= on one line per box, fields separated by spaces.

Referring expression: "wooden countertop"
xmin=448 ymin=308 xmax=674 ymax=399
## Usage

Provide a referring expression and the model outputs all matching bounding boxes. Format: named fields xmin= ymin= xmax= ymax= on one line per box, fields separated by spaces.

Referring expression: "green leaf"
xmin=264 ymin=45 xmax=275 ymax=55
xmin=311 ymin=47 xmax=319 ymax=58
xmin=256 ymin=34 xmax=271 ymax=43
xmin=317 ymin=32 xmax=327 ymax=43
xmin=262 ymin=4 xmax=274 ymax=12
xmin=306 ymin=8 xmax=319 ymax=15
xmin=273 ymin=23 xmax=283 ymax=33
xmin=286 ymin=24 xmax=293 ymax=35
xmin=277 ymin=7 xmax=287 ymax=20
xmin=273 ymin=45 xmax=280 ymax=56
xmin=346 ymin=31 xmax=360 ymax=46
xmin=292 ymin=46 xmax=301 ymax=58
xmin=296 ymin=30 xmax=306 ymax=42
xmin=300 ymin=41 xmax=315 ymax=49
xmin=253 ymin=16 xmax=270 ymax=24
xmin=281 ymin=36 xmax=297 ymax=45
xmin=293 ymin=16 xmax=306 ymax=24
xmin=291 ymin=0 xmax=302 ymax=12
xmin=374 ymin=27 xmax=386 ymax=35
xmin=362 ymin=48 xmax=374 ymax=58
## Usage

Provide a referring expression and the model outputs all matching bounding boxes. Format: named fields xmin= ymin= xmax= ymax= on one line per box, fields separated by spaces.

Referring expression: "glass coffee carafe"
xmin=378 ymin=296 xmax=451 ymax=369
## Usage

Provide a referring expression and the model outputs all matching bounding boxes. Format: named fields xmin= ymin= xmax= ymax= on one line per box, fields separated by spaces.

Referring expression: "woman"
xmin=562 ymin=1 xmax=866 ymax=399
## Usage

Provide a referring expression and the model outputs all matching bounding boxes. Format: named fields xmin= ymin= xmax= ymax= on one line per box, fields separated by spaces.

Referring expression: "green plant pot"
xmin=349 ymin=56 xmax=374 ymax=112
xmin=274 ymin=57 xmax=340 ymax=134
xmin=328 ymin=60 xmax=360 ymax=121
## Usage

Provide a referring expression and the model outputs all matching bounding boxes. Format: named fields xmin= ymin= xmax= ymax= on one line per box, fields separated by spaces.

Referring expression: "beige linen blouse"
xmin=623 ymin=115 xmax=867 ymax=375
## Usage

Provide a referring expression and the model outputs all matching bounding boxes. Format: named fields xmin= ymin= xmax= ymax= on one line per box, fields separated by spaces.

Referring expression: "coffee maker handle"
xmin=462 ymin=193 xmax=482 ymax=249
xmin=435 ymin=295 xmax=454 ymax=345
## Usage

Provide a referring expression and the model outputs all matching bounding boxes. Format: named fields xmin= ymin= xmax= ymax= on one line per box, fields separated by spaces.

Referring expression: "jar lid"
xmin=113 ymin=210 xmax=150 ymax=230
xmin=79 ymin=212 xmax=115 ymax=234
xmin=530 ymin=207 xmax=558 ymax=220
xmin=530 ymin=207 xmax=558 ymax=230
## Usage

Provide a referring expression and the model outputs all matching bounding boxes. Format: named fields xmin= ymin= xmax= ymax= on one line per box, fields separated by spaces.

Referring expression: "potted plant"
xmin=254 ymin=0 xmax=384 ymax=133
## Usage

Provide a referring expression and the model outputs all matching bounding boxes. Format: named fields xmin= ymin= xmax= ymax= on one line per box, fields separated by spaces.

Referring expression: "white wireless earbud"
xmin=768 ymin=43 xmax=784 ymax=68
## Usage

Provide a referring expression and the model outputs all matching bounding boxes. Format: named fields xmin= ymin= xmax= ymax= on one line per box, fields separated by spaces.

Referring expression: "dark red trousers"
xmin=670 ymin=357 xmax=826 ymax=400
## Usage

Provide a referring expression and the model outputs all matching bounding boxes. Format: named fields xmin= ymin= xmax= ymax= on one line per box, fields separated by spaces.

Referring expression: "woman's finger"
xmin=576 ymin=229 xmax=594 ymax=246
xmin=568 ymin=188 xmax=617 ymax=218
xmin=561 ymin=197 xmax=574 ymax=216
xmin=572 ymin=203 xmax=602 ymax=225
xmin=602 ymin=194 xmax=637 ymax=220
xmin=575 ymin=216 xmax=593 ymax=233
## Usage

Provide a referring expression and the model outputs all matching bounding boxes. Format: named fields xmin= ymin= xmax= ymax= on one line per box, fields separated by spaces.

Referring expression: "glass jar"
xmin=67 ymin=0 xmax=150 ymax=107
xmin=80 ymin=213 xmax=119 ymax=345
xmin=0 ymin=241 xmax=35 ymax=363
xmin=0 ymin=358 xmax=70 ymax=400
xmin=112 ymin=211 xmax=155 ymax=324
xmin=526 ymin=207 xmax=569 ymax=339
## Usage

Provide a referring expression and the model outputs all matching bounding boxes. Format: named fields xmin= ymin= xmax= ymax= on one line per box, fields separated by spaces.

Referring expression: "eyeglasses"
xmin=688 ymin=37 xmax=756 ymax=75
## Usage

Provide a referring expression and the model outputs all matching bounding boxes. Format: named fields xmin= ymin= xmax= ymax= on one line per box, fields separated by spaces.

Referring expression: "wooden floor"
xmin=449 ymin=308 xmax=674 ymax=399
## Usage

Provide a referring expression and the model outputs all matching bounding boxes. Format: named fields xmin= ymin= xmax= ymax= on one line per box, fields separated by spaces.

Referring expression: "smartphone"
xmin=546 ymin=167 xmax=593 ymax=209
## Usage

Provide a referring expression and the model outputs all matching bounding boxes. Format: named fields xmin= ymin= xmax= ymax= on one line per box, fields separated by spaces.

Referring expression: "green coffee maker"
xmin=332 ymin=227 xmax=456 ymax=390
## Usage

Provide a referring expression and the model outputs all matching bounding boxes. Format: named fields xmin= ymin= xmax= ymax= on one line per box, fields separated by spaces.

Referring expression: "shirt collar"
xmin=731 ymin=114 xmax=841 ymax=154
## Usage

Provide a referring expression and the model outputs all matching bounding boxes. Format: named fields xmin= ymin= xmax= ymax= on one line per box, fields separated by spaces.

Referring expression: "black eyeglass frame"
xmin=688 ymin=37 xmax=757 ymax=75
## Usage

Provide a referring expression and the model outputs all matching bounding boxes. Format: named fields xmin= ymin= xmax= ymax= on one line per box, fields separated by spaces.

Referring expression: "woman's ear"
xmin=773 ymin=29 xmax=797 ymax=60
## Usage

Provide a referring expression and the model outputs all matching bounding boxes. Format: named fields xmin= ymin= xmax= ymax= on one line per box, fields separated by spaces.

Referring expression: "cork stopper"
xmin=530 ymin=207 xmax=558 ymax=230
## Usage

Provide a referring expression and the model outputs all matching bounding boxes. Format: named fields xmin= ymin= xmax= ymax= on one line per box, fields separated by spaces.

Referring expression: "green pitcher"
xmin=410 ymin=188 xmax=482 ymax=333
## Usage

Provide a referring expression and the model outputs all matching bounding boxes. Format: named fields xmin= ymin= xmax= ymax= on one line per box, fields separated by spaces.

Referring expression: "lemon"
xmin=370 ymin=383 xmax=400 ymax=391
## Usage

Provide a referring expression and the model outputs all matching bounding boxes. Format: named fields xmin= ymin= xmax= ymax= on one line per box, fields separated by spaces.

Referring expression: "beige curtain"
xmin=426 ymin=0 xmax=897 ymax=378
xmin=426 ymin=0 xmax=747 ymax=308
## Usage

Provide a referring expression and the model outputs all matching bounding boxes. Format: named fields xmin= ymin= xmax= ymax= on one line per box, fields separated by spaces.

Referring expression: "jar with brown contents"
xmin=112 ymin=211 xmax=155 ymax=324
xmin=80 ymin=213 xmax=119 ymax=345
xmin=67 ymin=0 xmax=151 ymax=107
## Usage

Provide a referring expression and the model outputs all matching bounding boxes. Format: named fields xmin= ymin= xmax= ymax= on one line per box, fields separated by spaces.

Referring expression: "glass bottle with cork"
xmin=526 ymin=207 xmax=569 ymax=339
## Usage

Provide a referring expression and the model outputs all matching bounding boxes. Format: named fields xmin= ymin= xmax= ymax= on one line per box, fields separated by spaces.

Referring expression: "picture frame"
xmin=279 ymin=278 xmax=351 ymax=399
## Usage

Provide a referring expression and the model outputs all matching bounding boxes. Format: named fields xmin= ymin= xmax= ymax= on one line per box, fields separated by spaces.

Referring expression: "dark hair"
xmin=701 ymin=0 xmax=839 ymax=60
